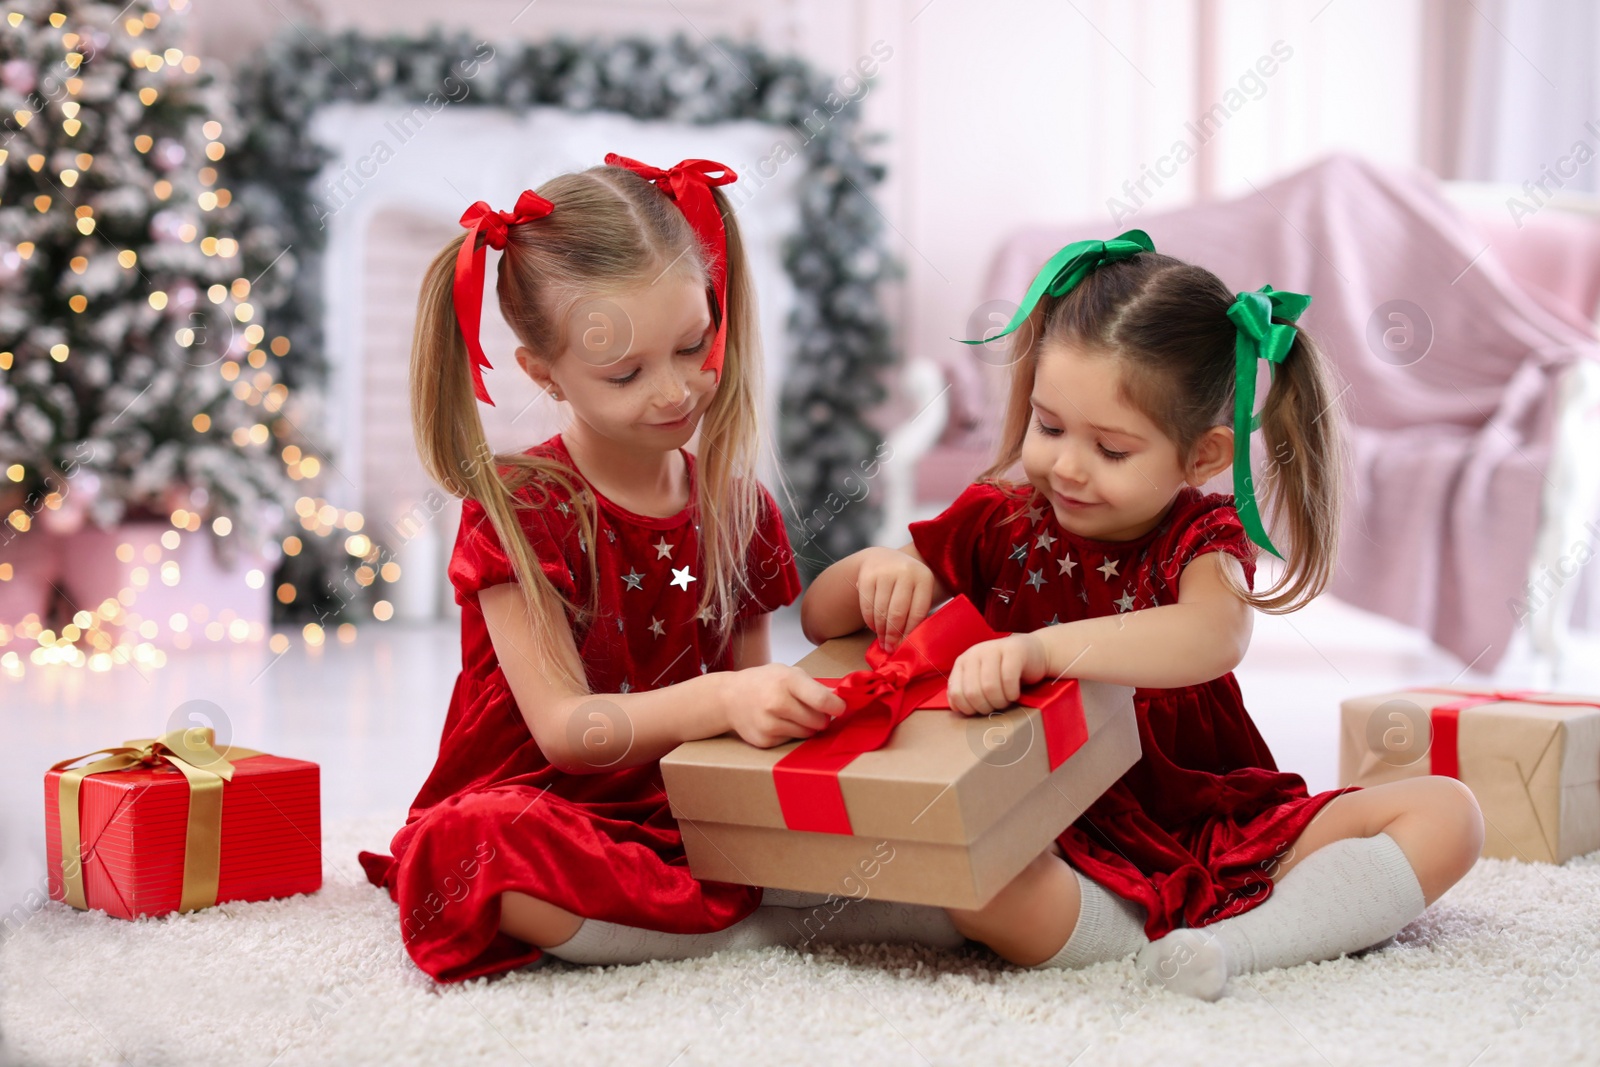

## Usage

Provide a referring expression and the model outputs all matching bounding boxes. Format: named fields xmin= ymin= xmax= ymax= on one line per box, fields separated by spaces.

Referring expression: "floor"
xmin=6 ymin=810 xmax=1597 ymax=1067
xmin=7 ymin=587 xmax=1598 ymax=918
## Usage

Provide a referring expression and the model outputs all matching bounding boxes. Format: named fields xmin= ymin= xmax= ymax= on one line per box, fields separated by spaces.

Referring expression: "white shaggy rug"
xmin=3 ymin=815 xmax=1599 ymax=1067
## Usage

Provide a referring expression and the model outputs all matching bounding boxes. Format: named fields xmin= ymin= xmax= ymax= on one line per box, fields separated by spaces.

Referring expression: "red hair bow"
xmin=603 ymin=154 xmax=738 ymax=383
xmin=453 ymin=189 xmax=555 ymax=406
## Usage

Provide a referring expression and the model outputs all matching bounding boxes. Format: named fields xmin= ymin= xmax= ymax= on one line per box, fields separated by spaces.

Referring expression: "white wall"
xmin=185 ymin=0 xmax=1429 ymax=428
xmin=875 ymin=0 xmax=1424 ymax=399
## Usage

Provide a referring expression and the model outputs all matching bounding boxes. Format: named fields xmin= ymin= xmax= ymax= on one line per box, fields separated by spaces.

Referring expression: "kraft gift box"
xmin=662 ymin=597 xmax=1140 ymax=909
xmin=1339 ymin=687 xmax=1600 ymax=864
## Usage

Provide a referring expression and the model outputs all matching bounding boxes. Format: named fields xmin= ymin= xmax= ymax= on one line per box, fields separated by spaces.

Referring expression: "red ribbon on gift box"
xmin=1410 ymin=687 xmax=1600 ymax=779
xmin=771 ymin=595 xmax=1089 ymax=835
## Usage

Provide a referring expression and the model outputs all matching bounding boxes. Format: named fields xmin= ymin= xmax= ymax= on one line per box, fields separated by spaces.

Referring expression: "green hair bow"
xmin=956 ymin=229 xmax=1156 ymax=346
xmin=1225 ymin=284 xmax=1312 ymax=560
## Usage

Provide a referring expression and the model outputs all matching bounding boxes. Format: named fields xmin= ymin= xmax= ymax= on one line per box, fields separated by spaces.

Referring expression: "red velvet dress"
xmin=359 ymin=433 xmax=802 ymax=982
xmin=908 ymin=481 xmax=1347 ymax=940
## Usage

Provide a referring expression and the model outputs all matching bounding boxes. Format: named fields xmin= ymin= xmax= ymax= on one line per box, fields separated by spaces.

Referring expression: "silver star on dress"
xmin=696 ymin=605 xmax=716 ymax=624
xmin=1035 ymin=529 xmax=1057 ymax=551
xmin=622 ymin=568 xmax=644 ymax=591
xmin=649 ymin=616 xmax=666 ymax=637
xmin=1024 ymin=503 xmax=1046 ymax=523
xmin=653 ymin=536 xmax=674 ymax=559
xmin=605 ymin=527 xmax=616 ymax=542
xmin=619 ymin=679 xmax=632 ymax=693
xmin=670 ymin=565 xmax=696 ymax=591
xmin=1057 ymin=553 xmax=1077 ymax=577
xmin=1009 ymin=542 xmax=1029 ymax=563
xmin=1097 ymin=558 xmax=1120 ymax=580
xmin=1114 ymin=591 xmax=1136 ymax=612
xmin=556 ymin=501 xmax=571 ymax=516
xmin=616 ymin=617 xmax=624 ymax=632
xmin=1046 ymin=613 xmax=1061 ymax=626
xmin=1025 ymin=568 xmax=1046 ymax=592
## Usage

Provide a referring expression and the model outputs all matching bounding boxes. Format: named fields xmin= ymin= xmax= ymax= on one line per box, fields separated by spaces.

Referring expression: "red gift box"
xmin=45 ymin=728 xmax=321 ymax=919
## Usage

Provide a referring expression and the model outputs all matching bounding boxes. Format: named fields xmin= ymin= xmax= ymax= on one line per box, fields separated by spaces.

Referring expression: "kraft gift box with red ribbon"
xmin=1339 ymin=687 xmax=1600 ymax=864
xmin=660 ymin=595 xmax=1140 ymax=909
xmin=44 ymin=727 xmax=322 ymax=919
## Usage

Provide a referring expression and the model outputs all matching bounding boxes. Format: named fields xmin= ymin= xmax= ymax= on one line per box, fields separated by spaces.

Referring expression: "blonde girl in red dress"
xmin=359 ymin=156 xmax=962 ymax=981
xmin=801 ymin=231 xmax=1485 ymax=999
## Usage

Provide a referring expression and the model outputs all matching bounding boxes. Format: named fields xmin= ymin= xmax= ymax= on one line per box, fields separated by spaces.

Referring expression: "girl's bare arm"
xmin=730 ymin=611 xmax=772 ymax=669
xmin=481 ymin=586 xmax=844 ymax=768
xmin=480 ymin=583 xmax=729 ymax=774
xmin=1030 ymin=552 xmax=1254 ymax=689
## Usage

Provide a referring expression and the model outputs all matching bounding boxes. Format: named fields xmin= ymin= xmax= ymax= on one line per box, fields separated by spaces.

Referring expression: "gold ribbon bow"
xmin=51 ymin=727 xmax=264 ymax=913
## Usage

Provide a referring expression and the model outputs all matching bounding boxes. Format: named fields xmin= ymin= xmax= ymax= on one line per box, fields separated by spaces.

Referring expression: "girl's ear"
xmin=1186 ymin=424 xmax=1234 ymax=486
xmin=516 ymin=346 xmax=555 ymax=392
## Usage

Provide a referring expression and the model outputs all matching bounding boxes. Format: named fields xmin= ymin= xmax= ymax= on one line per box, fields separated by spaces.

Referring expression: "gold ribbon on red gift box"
xmin=50 ymin=727 xmax=264 ymax=913
xmin=772 ymin=595 xmax=1089 ymax=835
xmin=1412 ymin=688 xmax=1600 ymax=778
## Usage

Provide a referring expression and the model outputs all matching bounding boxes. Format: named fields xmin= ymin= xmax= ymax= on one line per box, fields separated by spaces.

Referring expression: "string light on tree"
xmin=0 ymin=0 xmax=397 ymax=675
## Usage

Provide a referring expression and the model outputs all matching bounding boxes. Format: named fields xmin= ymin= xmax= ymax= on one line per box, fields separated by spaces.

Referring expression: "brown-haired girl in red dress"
xmin=801 ymin=231 xmax=1485 ymax=999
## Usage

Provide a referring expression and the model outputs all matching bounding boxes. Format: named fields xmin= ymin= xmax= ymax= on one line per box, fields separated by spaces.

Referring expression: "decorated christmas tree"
xmin=0 ymin=0 xmax=392 ymax=669
xmin=0 ymin=0 xmax=303 ymax=545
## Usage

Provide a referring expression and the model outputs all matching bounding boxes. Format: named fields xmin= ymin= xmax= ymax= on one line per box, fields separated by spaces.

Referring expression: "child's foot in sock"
xmin=1137 ymin=929 xmax=1231 ymax=1000
xmin=1137 ymin=833 xmax=1427 ymax=1000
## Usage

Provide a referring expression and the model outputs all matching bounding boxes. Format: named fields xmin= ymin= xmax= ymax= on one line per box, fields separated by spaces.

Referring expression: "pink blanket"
xmin=947 ymin=154 xmax=1600 ymax=670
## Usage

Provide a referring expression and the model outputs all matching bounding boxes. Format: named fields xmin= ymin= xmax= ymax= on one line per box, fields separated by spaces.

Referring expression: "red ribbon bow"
xmin=772 ymin=595 xmax=1089 ymax=835
xmin=1412 ymin=687 xmax=1600 ymax=778
xmin=604 ymin=154 xmax=738 ymax=384
xmin=452 ymin=189 xmax=555 ymax=406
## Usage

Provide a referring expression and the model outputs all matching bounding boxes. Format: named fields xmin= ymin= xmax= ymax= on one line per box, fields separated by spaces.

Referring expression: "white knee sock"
xmin=1030 ymin=868 xmax=1150 ymax=969
xmin=770 ymin=894 xmax=969 ymax=950
xmin=544 ymin=894 xmax=968 ymax=965
xmin=1137 ymin=832 xmax=1427 ymax=1000
xmin=543 ymin=908 xmax=794 ymax=965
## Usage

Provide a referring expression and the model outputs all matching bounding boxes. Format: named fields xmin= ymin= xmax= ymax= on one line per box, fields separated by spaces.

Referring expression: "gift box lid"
xmin=1339 ymin=687 xmax=1600 ymax=788
xmin=661 ymin=631 xmax=1137 ymax=845
xmin=46 ymin=750 xmax=319 ymax=791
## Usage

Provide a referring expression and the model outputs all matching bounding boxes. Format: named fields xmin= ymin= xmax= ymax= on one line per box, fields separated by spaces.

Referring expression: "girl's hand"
xmin=946 ymin=633 xmax=1051 ymax=715
xmin=720 ymin=663 xmax=848 ymax=748
xmin=856 ymin=546 xmax=937 ymax=653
